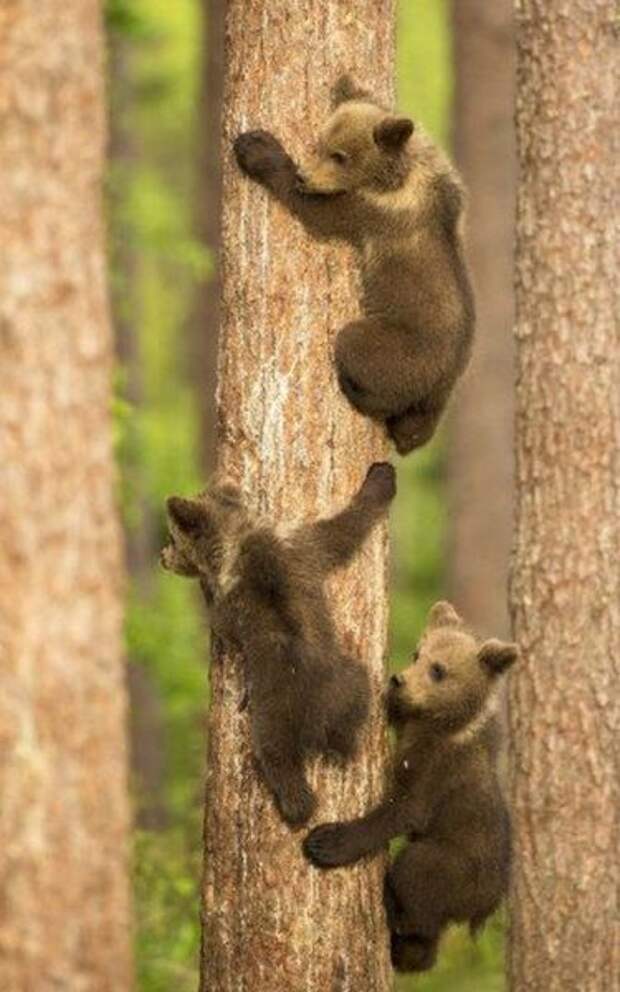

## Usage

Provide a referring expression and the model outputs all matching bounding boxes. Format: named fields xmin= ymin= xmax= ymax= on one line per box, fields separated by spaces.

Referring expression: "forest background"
xmin=107 ymin=1 xmax=507 ymax=989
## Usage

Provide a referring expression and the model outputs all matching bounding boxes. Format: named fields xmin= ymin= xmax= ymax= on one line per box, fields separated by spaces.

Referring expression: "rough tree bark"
xmin=201 ymin=2 xmax=395 ymax=989
xmin=0 ymin=3 xmax=132 ymax=990
xmin=509 ymin=3 xmax=619 ymax=990
xmin=448 ymin=0 xmax=516 ymax=637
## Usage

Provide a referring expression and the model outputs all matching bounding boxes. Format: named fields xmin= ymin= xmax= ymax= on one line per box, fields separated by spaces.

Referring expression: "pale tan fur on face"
xmin=361 ymin=124 xmax=459 ymax=217
xmin=300 ymin=98 xmax=464 ymax=249
xmin=393 ymin=601 xmax=517 ymax=734
xmin=298 ymin=102 xmax=387 ymax=195
xmin=399 ymin=627 xmax=487 ymax=719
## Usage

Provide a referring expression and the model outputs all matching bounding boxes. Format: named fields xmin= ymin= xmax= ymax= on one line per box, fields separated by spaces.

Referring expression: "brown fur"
xmin=161 ymin=463 xmax=396 ymax=826
xmin=303 ymin=601 xmax=517 ymax=972
xmin=233 ymin=75 xmax=475 ymax=454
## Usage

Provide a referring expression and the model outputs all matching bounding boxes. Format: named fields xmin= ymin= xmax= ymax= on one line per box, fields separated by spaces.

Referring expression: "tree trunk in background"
xmin=109 ymin=26 xmax=155 ymax=593
xmin=0 ymin=4 xmax=132 ymax=990
xmin=448 ymin=0 xmax=516 ymax=637
xmin=108 ymin=18 xmax=167 ymax=831
xmin=196 ymin=0 xmax=225 ymax=473
xmin=201 ymin=3 xmax=395 ymax=989
xmin=509 ymin=4 xmax=619 ymax=990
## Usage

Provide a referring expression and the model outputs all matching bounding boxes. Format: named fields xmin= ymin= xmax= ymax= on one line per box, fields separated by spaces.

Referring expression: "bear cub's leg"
xmin=258 ymin=748 xmax=316 ymax=827
xmin=324 ymin=658 xmax=370 ymax=762
xmin=385 ymin=860 xmax=440 ymax=972
xmin=254 ymin=728 xmax=316 ymax=827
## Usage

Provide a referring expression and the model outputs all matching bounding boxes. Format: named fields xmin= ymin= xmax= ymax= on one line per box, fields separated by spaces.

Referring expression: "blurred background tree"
xmin=105 ymin=1 xmax=513 ymax=988
xmin=0 ymin=3 xmax=131 ymax=988
xmin=448 ymin=0 xmax=515 ymax=640
xmin=509 ymin=2 xmax=619 ymax=989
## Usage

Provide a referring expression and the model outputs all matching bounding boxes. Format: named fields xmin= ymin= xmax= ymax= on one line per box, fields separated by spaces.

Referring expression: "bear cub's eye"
xmin=412 ymin=649 xmax=420 ymax=663
xmin=330 ymin=150 xmax=348 ymax=165
xmin=429 ymin=662 xmax=447 ymax=683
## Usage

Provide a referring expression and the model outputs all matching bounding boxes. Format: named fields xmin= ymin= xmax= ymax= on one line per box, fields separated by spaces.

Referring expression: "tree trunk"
xmin=0 ymin=3 xmax=132 ymax=990
xmin=509 ymin=4 xmax=619 ymax=990
xmin=201 ymin=2 xmax=395 ymax=989
xmin=448 ymin=0 xmax=516 ymax=637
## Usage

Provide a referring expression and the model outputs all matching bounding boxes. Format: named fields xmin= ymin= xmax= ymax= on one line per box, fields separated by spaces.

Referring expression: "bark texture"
xmin=202 ymin=3 xmax=395 ymax=989
xmin=0 ymin=3 xmax=132 ymax=990
xmin=509 ymin=3 xmax=619 ymax=990
xmin=448 ymin=0 xmax=516 ymax=637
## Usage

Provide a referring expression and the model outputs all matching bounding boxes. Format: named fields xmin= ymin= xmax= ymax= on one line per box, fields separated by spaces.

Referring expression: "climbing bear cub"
xmin=304 ymin=601 xmax=517 ymax=972
xmin=234 ymin=75 xmax=474 ymax=454
xmin=161 ymin=462 xmax=396 ymax=826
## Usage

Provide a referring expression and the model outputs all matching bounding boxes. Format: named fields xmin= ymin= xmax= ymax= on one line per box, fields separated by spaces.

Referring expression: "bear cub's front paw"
xmin=363 ymin=462 xmax=397 ymax=504
xmin=234 ymin=130 xmax=284 ymax=180
xmin=303 ymin=822 xmax=359 ymax=867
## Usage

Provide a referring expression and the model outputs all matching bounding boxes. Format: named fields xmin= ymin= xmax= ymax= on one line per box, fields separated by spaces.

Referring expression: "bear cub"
xmin=234 ymin=75 xmax=474 ymax=454
xmin=304 ymin=601 xmax=517 ymax=972
xmin=161 ymin=462 xmax=396 ymax=826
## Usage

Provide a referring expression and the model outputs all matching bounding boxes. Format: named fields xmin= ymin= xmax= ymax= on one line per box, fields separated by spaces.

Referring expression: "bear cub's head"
xmin=388 ymin=601 xmax=518 ymax=732
xmin=296 ymin=74 xmax=414 ymax=196
xmin=161 ymin=483 xmax=251 ymax=597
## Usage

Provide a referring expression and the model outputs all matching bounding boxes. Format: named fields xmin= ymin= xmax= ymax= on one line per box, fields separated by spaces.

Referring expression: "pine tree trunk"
xmin=509 ymin=3 xmax=619 ymax=990
xmin=0 ymin=3 xmax=132 ymax=990
xmin=448 ymin=0 xmax=516 ymax=637
xmin=201 ymin=2 xmax=395 ymax=988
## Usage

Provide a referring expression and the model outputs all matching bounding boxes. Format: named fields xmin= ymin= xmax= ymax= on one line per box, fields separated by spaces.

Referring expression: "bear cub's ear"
xmin=166 ymin=496 xmax=206 ymax=535
xmin=427 ymin=601 xmax=462 ymax=630
xmin=373 ymin=116 xmax=414 ymax=152
xmin=478 ymin=639 xmax=519 ymax=678
xmin=331 ymin=74 xmax=372 ymax=108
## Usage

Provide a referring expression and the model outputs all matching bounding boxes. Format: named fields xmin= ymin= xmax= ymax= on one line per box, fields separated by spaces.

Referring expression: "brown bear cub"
xmin=234 ymin=75 xmax=474 ymax=454
xmin=303 ymin=601 xmax=517 ymax=972
xmin=161 ymin=462 xmax=396 ymax=827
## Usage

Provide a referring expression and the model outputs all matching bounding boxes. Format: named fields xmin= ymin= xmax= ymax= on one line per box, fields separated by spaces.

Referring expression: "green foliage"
xmin=133 ymin=826 xmax=201 ymax=992
xmin=126 ymin=577 xmax=207 ymax=818
xmin=390 ymin=0 xmax=452 ymax=666
xmin=397 ymin=0 xmax=453 ymax=146
xmin=110 ymin=1 xmax=505 ymax=989
xmin=391 ymin=437 xmax=446 ymax=667
xmin=107 ymin=2 xmax=206 ymax=986
xmin=105 ymin=0 xmax=153 ymax=38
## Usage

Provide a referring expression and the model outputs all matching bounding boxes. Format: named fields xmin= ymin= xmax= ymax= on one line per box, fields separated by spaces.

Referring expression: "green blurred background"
xmin=105 ymin=1 xmax=504 ymax=988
